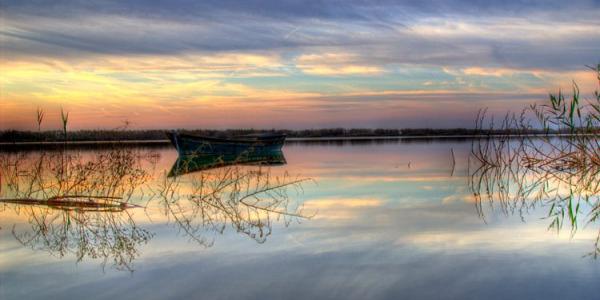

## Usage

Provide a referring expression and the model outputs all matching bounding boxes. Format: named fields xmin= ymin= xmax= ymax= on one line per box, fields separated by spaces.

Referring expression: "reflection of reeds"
xmin=470 ymin=64 xmax=600 ymax=257
xmin=8 ymin=204 xmax=152 ymax=272
xmin=0 ymin=148 xmax=157 ymax=271
xmin=151 ymin=163 xmax=312 ymax=247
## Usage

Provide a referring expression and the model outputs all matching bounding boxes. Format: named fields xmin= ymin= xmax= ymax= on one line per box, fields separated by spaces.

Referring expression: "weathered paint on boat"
xmin=165 ymin=131 xmax=286 ymax=156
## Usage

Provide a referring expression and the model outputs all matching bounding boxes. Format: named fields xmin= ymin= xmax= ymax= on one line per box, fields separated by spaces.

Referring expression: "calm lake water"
xmin=1 ymin=139 xmax=599 ymax=299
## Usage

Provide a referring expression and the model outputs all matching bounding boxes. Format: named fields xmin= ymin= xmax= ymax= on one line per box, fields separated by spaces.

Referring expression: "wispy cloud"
xmin=1 ymin=0 xmax=599 ymax=129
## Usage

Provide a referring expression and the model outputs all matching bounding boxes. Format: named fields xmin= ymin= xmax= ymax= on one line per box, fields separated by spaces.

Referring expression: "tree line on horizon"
xmin=0 ymin=127 xmax=560 ymax=143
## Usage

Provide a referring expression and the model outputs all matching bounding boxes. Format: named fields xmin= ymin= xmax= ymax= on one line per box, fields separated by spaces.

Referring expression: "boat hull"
xmin=165 ymin=131 xmax=286 ymax=156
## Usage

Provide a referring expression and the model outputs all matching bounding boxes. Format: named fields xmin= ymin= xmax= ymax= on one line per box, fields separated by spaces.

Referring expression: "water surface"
xmin=1 ymin=140 xmax=599 ymax=299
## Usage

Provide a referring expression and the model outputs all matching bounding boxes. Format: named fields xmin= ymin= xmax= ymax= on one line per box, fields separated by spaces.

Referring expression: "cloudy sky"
xmin=1 ymin=0 xmax=599 ymax=130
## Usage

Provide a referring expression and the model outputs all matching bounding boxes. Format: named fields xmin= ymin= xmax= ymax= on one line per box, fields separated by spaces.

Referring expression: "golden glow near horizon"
xmin=1 ymin=2 xmax=599 ymax=130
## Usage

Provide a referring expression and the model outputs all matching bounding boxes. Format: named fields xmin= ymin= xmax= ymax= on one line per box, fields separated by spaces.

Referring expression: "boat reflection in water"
xmin=160 ymin=148 xmax=310 ymax=247
xmin=0 ymin=145 xmax=310 ymax=272
xmin=168 ymin=150 xmax=286 ymax=177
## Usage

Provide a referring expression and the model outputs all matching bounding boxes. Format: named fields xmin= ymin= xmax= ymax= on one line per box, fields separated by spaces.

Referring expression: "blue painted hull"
xmin=165 ymin=131 xmax=286 ymax=156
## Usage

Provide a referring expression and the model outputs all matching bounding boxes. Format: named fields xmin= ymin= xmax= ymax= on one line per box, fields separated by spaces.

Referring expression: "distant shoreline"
xmin=0 ymin=134 xmax=591 ymax=147
xmin=1 ymin=127 xmax=584 ymax=145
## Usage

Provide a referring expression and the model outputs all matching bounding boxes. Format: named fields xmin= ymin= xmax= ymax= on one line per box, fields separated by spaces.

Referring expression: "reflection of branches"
xmin=9 ymin=205 xmax=152 ymax=272
xmin=150 ymin=165 xmax=312 ymax=247
xmin=0 ymin=148 xmax=157 ymax=271
xmin=470 ymin=66 xmax=600 ymax=258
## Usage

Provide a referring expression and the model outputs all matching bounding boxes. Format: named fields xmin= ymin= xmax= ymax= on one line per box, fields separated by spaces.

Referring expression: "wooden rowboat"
xmin=165 ymin=131 xmax=286 ymax=156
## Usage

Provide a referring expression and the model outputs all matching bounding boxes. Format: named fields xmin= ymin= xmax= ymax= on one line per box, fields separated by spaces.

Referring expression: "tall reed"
xmin=35 ymin=107 xmax=44 ymax=131
xmin=60 ymin=107 xmax=69 ymax=140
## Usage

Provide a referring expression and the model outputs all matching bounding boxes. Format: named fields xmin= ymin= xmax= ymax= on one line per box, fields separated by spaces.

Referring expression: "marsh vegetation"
xmin=470 ymin=64 xmax=600 ymax=256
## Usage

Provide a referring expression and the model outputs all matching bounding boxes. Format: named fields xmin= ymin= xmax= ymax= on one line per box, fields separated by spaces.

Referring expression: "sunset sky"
xmin=1 ymin=0 xmax=599 ymax=130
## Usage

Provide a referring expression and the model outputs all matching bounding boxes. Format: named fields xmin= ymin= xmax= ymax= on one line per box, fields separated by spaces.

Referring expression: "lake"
xmin=1 ymin=139 xmax=599 ymax=300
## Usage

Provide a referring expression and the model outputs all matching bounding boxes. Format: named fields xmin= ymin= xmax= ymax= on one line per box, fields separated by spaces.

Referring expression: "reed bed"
xmin=470 ymin=64 xmax=600 ymax=257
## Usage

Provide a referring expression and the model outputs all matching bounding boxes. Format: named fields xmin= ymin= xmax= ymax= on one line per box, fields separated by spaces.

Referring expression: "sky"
xmin=1 ymin=0 xmax=599 ymax=130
